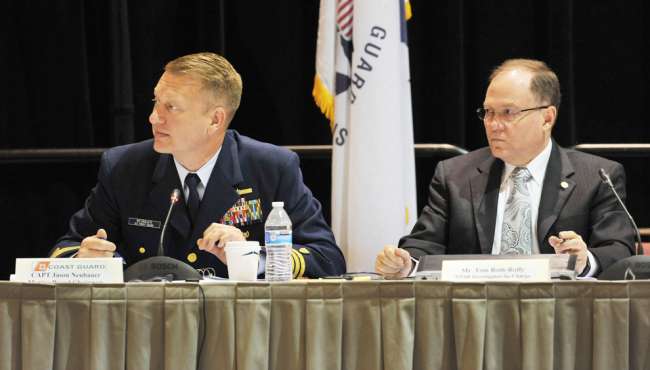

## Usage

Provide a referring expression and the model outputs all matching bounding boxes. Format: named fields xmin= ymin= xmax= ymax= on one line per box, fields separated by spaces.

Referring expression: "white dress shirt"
xmin=491 ymin=140 xmax=598 ymax=276
xmin=173 ymin=148 xmax=221 ymax=202
xmin=491 ymin=140 xmax=552 ymax=254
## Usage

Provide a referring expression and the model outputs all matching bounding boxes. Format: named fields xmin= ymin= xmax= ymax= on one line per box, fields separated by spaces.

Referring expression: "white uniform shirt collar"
xmin=173 ymin=148 xmax=221 ymax=199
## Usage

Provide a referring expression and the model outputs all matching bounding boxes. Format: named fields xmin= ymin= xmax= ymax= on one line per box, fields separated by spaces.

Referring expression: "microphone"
xmin=598 ymin=168 xmax=643 ymax=255
xmin=123 ymin=189 xmax=201 ymax=282
xmin=158 ymin=189 xmax=180 ymax=256
xmin=597 ymin=168 xmax=650 ymax=280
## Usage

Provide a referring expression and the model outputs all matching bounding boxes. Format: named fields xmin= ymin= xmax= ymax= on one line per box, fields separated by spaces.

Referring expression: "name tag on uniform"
xmin=128 ymin=217 xmax=161 ymax=229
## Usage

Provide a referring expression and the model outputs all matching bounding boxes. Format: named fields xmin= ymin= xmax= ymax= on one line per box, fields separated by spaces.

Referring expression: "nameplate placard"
xmin=441 ymin=258 xmax=550 ymax=281
xmin=13 ymin=258 xmax=124 ymax=283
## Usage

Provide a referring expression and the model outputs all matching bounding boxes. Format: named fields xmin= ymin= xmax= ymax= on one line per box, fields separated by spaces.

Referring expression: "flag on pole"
xmin=313 ymin=0 xmax=416 ymax=272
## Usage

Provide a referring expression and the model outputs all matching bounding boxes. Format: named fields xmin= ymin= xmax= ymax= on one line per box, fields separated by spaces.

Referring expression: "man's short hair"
xmin=165 ymin=52 xmax=243 ymax=115
xmin=489 ymin=59 xmax=561 ymax=111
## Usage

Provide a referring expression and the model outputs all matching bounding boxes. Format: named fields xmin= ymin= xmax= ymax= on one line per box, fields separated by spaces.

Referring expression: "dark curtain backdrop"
xmin=1 ymin=0 xmax=650 ymax=278
xmin=6 ymin=0 xmax=650 ymax=149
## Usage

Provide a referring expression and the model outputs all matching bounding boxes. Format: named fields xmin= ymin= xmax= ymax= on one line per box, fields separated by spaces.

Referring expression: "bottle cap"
xmin=272 ymin=201 xmax=284 ymax=207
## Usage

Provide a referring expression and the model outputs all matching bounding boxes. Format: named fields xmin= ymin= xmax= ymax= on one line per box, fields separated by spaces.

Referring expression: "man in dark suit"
xmin=51 ymin=52 xmax=346 ymax=279
xmin=375 ymin=58 xmax=634 ymax=278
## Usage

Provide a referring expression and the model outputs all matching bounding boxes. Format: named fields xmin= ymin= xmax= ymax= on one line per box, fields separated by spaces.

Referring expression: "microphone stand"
xmin=598 ymin=169 xmax=643 ymax=255
xmin=124 ymin=189 xmax=201 ymax=282
xmin=598 ymin=169 xmax=650 ymax=280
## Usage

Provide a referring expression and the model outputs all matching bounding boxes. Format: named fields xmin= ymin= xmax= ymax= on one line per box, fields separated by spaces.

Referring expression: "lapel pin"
xmin=560 ymin=181 xmax=569 ymax=189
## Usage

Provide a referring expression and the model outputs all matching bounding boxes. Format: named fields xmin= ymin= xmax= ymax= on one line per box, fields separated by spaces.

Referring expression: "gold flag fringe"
xmin=312 ymin=74 xmax=335 ymax=131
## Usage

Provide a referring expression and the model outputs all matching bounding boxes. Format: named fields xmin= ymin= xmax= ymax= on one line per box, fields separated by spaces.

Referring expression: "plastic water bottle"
xmin=265 ymin=201 xmax=293 ymax=281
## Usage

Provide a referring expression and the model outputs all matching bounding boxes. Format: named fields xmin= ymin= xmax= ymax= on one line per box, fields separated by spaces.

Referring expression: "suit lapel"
xmin=471 ymin=157 xmax=503 ymax=254
xmin=537 ymin=142 xmax=575 ymax=252
xmin=147 ymin=153 xmax=191 ymax=241
xmin=189 ymin=132 xmax=243 ymax=244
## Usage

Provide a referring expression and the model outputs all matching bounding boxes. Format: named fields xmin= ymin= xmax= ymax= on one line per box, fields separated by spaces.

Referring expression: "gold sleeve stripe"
xmin=290 ymin=251 xmax=299 ymax=276
xmin=291 ymin=249 xmax=306 ymax=279
xmin=50 ymin=246 xmax=80 ymax=258
xmin=291 ymin=249 xmax=303 ymax=278
xmin=297 ymin=251 xmax=306 ymax=278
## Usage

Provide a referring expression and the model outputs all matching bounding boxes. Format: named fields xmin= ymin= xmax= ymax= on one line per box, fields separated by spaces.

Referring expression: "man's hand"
xmin=375 ymin=245 xmax=412 ymax=278
xmin=77 ymin=229 xmax=116 ymax=258
xmin=197 ymin=223 xmax=246 ymax=264
xmin=549 ymin=231 xmax=588 ymax=274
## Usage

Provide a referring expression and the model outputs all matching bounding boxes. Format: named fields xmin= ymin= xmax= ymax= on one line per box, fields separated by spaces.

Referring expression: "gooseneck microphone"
xmin=598 ymin=168 xmax=643 ymax=255
xmin=123 ymin=188 xmax=201 ymax=281
xmin=158 ymin=189 xmax=181 ymax=256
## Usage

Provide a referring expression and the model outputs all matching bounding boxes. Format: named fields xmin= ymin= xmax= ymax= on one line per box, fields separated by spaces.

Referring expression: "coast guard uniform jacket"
xmin=52 ymin=130 xmax=346 ymax=278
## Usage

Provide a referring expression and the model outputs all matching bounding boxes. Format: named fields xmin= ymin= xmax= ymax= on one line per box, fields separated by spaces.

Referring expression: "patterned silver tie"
xmin=500 ymin=167 xmax=533 ymax=255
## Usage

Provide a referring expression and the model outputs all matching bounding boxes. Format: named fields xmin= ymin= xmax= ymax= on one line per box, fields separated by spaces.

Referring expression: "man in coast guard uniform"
xmin=51 ymin=52 xmax=346 ymax=279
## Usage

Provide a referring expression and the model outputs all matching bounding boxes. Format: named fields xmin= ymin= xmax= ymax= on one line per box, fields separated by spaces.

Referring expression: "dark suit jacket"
xmin=52 ymin=130 xmax=346 ymax=278
xmin=399 ymin=141 xmax=635 ymax=274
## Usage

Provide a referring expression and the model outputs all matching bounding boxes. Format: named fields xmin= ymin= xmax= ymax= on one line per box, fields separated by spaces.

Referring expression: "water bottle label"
xmin=265 ymin=231 xmax=292 ymax=245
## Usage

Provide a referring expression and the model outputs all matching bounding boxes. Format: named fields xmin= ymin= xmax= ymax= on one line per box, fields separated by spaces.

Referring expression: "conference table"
xmin=0 ymin=280 xmax=649 ymax=370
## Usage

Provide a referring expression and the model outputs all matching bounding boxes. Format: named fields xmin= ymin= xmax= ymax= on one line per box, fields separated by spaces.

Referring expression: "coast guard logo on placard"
xmin=34 ymin=261 xmax=50 ymax=272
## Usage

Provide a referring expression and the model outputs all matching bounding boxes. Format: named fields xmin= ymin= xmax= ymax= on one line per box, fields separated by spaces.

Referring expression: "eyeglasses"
xmin=476 ymin=105 xmax=550 ymax=123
